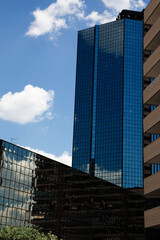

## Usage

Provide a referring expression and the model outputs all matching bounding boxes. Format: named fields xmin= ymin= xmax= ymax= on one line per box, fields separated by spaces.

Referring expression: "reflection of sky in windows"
xmin=86 ymin=164 xmax=122 ymax=187
xmin=0 ymin=141 xmax=36 ymax=227
xmin=123 ymin=19 xmax=143 ymax=188
xmin=72 ymin=27 xmax=95 ymax=174
xmin=95 ymin=20 xmax=124 ymax=187
xmin=73 ymin=19 xmax=143 ymax=189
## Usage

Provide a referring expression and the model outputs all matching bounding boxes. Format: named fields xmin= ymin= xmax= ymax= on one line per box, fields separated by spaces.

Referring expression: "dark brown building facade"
xmin=32 ymin=154 xmax=146 ymax=240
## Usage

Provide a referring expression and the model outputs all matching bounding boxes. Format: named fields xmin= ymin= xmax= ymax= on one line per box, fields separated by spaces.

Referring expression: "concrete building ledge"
xmin=144 ymin=171 xmax=160 ymax=197
xmin=144 ymin=45 xmax=160 ymax=78
xmin=143 ymin=74 xmax=160 ymax=105
xmin=143 ymin=104 xmax=160 ymax=134
xmin=144 ymin=206 xmax=160 ymax=228
xmin=144 ymin=137 xmax=160 ymax=164
xmin=144 ymin=17 xmax=160 ymax=51
xmin=144 ymin=0 xmax=160 ymax=25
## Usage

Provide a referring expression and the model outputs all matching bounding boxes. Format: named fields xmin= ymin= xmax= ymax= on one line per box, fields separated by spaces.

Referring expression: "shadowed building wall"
xmin=32 ymin=154 xmax=146 ymax=240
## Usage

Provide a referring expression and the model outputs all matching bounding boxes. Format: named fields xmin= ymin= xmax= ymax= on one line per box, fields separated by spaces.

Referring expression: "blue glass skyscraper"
xmin=72 ymin=10 xmax=144 ymax=188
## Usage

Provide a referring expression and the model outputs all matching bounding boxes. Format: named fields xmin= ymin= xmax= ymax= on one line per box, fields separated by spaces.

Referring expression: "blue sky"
xmin=0 ymin=0 xmax=150 ymax=165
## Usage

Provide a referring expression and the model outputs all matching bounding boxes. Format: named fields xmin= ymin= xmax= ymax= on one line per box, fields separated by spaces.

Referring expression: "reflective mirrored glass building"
xmin=0 ymin=140 xmax=36 ymax=227
xmin=0 ymin=140 xmax=148 ymax=240
xmin=32 ymin=155 xmax=147 ymax=240
xmin=72 ymin=11 xmax=144 ymax=188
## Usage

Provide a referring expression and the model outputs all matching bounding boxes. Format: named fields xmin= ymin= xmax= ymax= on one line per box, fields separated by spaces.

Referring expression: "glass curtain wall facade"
xmin=73 ymin=27 xmax=95 ymax=174
xmin=0 ymin=140 xmax=36 ymax=227
xmin=32 ymin=154 xmax=146 ymax=240
xmin=0 ymin=139 xmax=149 ymax=240
xmin=72 ymin=14 xmax=143 ymax=188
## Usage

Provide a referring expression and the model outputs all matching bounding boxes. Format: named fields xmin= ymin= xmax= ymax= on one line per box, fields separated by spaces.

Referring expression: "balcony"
xmin=144 ymin=45 xmax=160 ymax=78
xmin=144 ymin=206 xmax=160 ymax=228
xmin=144 ymin=137 xmax=160 ymax=164
xmin=144 ymin=17 xmax=160 ymax=51
xmin=144 ymin=171 xmax=160 ymax=197
xmin=144 ymin=0 xmax=160 ymax=25
xmin=143 ymin=105 xmax=160 ymax=134
xmin=143 ymin=75 xmax=160 ymax=105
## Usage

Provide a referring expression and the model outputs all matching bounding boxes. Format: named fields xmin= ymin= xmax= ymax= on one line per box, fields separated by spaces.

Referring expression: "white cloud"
xmin=101 ymin=0 xmax=146 ymax=12
xmin=24 ymin=146 xmax=72 ymax=166
xmin=85 ymin=10 xmax=115 ymax=26
xmin=0 ymin=85 xmax=54 ymax=124
xmin=26 ymin=0 xmax=146 ymax=38
xmin=102 ymin=0 xmax=131 ymax=12
xmin=45 ymin=111 xmax=54 ymax=120
xmin=86 ymin=0 xmax=146 ymax=26
xmin=26 ymin=0 xmax=85 ymax=37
